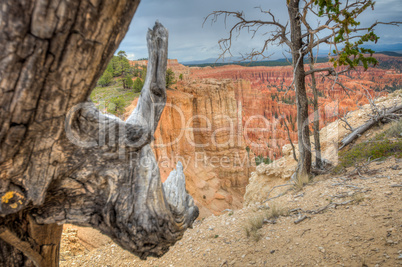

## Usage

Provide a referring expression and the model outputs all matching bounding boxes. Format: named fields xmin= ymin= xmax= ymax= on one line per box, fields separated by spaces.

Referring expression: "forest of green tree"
xmin=97 ymin=50 xmax=176 ymax=91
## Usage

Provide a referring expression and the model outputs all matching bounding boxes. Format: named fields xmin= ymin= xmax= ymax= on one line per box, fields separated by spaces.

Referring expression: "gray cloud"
xmin=117 ymin=0 xmax=402 ymax=62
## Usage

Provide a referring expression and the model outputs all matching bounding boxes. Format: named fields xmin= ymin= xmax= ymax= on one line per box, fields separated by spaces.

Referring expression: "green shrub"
xmin=97 ymin=70 xmax=113 ymax=87
xmin=382 ymin=119 xmax=402 ymax=139
xmin=255 ymin=155 xmax=272 ymax=166
xmin=166 ymin=68 xmax=176 ymax=88
xmin=107 ymin=97 xmax=126 ymax=116
xmin=133 ymin=77 xmax=144 ymax=93
xmin=122 ymin=74 xmax=134 ymax=89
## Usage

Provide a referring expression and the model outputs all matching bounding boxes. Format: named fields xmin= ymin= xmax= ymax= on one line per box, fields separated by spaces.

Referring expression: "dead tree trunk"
xmin=0 ymin=214 xmax=63 ymax=267
xmin=0 ymin=1 xmax=198 ymax=265
xmin=288 ymin=0 xmax=312 ymax=182
xmin=309 ymin=51 xmax=323 ymax=169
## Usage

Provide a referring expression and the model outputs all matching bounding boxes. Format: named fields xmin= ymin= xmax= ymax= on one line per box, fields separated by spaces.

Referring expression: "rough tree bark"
xmin=288 ymin=0 xmax=312 ymax=181
xmin=0 ymin=214 xmax=63 ymax=266
xmin=309 ymin=51 xmax=323 ymax=169
xmin=0 ymin=1 xmax=198 ymax=266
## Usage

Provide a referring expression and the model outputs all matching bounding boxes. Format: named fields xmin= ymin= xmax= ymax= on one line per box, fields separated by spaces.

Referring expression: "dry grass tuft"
xmin=353 ymin=193 xmax=365 ymax=204
xmin=243 ymin=203 xmax=289 ymax=242
xmin=243 ymin=215 xmax=264 ymax=242
xmin=294 ymin=172 xmax=310 ymax=190
xmin=266 ymin=203 xmax=288 ymax=220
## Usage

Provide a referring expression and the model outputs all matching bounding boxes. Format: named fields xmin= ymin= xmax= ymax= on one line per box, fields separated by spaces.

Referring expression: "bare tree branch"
xmin=203 ymin=9 xmax=292 ymax=62
xmin=284 ymin=119 xmax=298 ymax=162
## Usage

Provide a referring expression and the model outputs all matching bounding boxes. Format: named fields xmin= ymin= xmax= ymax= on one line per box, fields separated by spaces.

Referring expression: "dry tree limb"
xmin=294 ymin=215 xmax=309 ymax=224
xmin=333 ymin=200 xmax=353 ymax=208
xmin=283 ymin=119 xmax=298 ymax=162
xmin=306 ymin=199 xmax=354 ymax=214
xmin=349 ymin=157 xmax=381 ymax=177
xmin=344 ymin=185 xmax=362 ymax=190
xmin=263 ymin=184 xmax=294 ymax=203
xmin=340 ymin=104 xmax=402 ymax=149
xmin=264 ymin=191 xmax=290 ymax=203
xmin=339 ymin=110 xmax=356 ymax=132
xmin=307 ymin=203 xmax=332 ymax=214
xmin=289 ymin=208 xmax=303 ymax=214
xmin=331 ymin=192 xmax=350 ymax=199
xmin=300 ymin=228 xmax=311 ymax=237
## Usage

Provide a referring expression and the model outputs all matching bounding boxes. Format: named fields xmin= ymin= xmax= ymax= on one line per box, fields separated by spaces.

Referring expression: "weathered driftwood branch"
xmin=294 ymin=215 xmax=309 ymax=224
xmin=340 ymin=104 xmax=402 ymax=149
xmin=0 ymin=20 xmax=198 ymax=264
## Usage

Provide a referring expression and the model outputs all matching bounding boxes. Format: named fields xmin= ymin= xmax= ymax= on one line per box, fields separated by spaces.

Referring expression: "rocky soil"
xmin=61 ymin=155 xmax=401 ymax=266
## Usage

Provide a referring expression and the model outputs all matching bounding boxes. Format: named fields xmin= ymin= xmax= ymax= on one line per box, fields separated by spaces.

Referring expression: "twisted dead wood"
xmin=0 ymin=2 xmax=198 ymax=264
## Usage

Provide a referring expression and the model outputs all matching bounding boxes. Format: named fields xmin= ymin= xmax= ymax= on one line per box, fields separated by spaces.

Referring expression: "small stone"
xmin=270 ymin=250 xmax=275 ymax=254
xmin=318 ymin=247 xmax=326 ymax=253
xmin=242 ymin=254 xmax=246 ymax=258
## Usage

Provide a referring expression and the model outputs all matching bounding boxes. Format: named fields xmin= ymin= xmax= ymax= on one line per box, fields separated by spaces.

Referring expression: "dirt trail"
xmin=61 ymin=156 xmax=401 ymax=267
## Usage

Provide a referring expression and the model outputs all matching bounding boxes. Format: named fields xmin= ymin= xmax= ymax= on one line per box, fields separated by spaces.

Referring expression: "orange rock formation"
xmin=126 ymin=54 xmax=401 ymax=215
xmin=125 ymin=79 xmax=253 ymax=218
xmin=188 ymin=55 xmax=402 ymax=158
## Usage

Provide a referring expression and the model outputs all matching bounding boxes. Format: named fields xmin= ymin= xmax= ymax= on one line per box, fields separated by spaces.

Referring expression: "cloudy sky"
xmin=117 ymin=0 xmax=402 ymax=63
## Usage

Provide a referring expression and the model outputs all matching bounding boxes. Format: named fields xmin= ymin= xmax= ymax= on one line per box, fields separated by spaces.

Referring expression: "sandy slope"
xmin=61 ymin=156 xmax=401 ymax=266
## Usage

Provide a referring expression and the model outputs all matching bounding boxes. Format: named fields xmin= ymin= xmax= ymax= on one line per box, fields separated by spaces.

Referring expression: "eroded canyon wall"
xmin=188 ymin=55 xmax=402 ymax=159
xmin=125 ymin=77 xmax=253 ymax=218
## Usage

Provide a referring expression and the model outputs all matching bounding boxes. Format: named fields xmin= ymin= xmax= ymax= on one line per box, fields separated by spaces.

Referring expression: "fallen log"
xmin=340 ymin=104 xmax=402 ymax=150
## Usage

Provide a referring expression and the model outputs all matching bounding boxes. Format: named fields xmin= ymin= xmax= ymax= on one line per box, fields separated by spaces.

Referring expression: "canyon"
xmin=125 ymin=77 xmax=252 ymax=217
xmin=188 ymin=57 xmax=402 ymax=159
xmin=127 ymin=55 xmax=402 ymax=216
